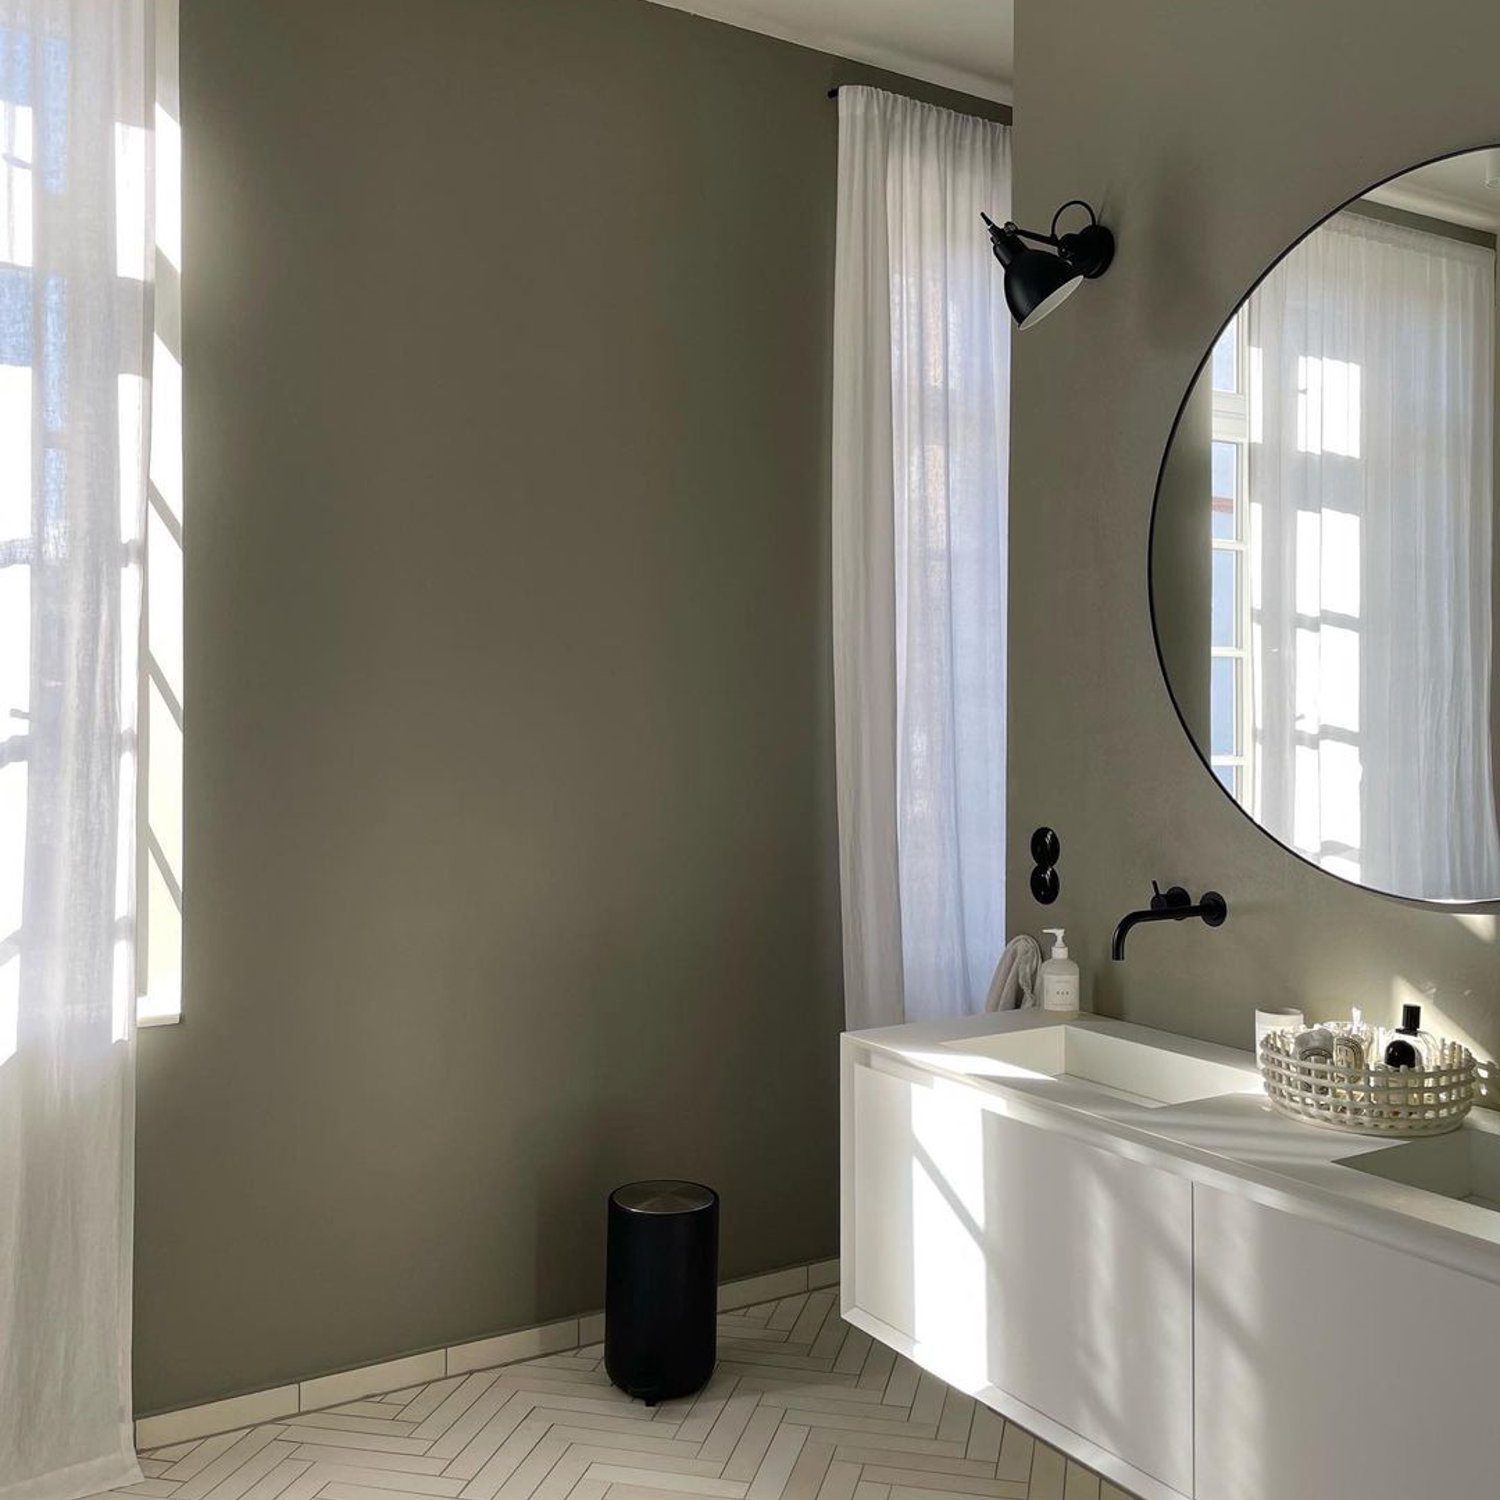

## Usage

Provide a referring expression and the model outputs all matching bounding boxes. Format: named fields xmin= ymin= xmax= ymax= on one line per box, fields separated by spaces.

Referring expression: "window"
xmin=0 ymin=1 xmax=181 ymax=1037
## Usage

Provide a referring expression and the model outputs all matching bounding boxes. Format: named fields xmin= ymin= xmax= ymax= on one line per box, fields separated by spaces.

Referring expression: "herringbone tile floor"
xmin=115 ymin=1289 xmax=1135 ymax=1500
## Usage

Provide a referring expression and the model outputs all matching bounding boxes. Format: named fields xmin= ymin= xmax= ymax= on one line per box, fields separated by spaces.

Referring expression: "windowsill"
xmin=138 ymin=1010 xmax=181 ymax=1029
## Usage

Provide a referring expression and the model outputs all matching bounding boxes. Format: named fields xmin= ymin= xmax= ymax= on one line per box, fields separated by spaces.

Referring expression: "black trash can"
xmin=605 ymin=1180 xmax=718 ymax=1404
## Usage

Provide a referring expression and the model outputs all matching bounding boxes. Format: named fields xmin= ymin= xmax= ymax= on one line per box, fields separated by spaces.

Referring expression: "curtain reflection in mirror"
xmin=1209 ymin=209 xmax=1500 ymax=898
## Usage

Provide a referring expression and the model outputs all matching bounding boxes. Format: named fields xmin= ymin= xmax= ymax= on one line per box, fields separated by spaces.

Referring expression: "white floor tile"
xmin=108 ymin=1284 xmax=1141 ymax=1500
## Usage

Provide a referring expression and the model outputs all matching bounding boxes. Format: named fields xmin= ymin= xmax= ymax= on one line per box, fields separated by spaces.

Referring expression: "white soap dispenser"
xmin=1039 ymin=928 xmax=1080 ymax=1015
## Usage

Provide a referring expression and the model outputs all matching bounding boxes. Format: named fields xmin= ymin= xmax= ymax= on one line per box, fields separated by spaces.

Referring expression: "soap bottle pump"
xmin=1039 ymin=928 xmax=1080 ymax=1015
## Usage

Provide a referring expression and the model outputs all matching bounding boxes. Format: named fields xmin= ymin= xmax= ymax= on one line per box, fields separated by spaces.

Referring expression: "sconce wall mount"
xmin=982 ymin=200 xmax=1114 ymax=329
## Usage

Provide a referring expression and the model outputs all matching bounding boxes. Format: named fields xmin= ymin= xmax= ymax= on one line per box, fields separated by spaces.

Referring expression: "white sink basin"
xmin=1340 ymin=1128 xmax=1500 ymax=1212
xmin=940 ymin=1023 xmax=1261 ymax=1108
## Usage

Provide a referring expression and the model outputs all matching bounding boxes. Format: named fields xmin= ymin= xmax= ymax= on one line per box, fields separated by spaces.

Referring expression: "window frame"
xmin=1209 ymin=313 xmax=1256 ymax=805
xmin=137 ymin=0 xmax=183 ymax=1028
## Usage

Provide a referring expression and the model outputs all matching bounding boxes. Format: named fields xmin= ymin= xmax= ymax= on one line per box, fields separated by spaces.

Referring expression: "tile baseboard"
xmin=298 ymin=1348 xmax=447 ymax=1412
xmin=446 ymin=1314 xmax=580 ymax=1378
xmin=134 ymin=1386 xmax=299 ymax=1451
xmin=134 ymin=1255 xmax=840 ymax=1451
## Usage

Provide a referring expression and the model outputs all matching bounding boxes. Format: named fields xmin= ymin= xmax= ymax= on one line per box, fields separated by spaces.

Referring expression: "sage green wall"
xmin=1008 ymin=0 xmax=1500 ymax=1075
xmin=133 ymin=0 xmax=1006 ymax=1414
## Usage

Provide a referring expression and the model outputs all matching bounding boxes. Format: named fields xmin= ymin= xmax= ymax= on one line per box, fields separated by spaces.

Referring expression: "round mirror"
xmin=1152 ymin=147 xmax=1500 ymax=904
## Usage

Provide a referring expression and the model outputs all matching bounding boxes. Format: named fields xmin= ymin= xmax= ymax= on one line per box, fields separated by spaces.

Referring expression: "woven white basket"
xmin=1259 ymin=1027 xmax=1476 ymax=1136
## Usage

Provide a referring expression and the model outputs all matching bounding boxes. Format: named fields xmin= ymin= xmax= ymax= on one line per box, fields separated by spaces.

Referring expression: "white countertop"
xmin=845 ymin=1007 xmax=1500 ymax=1287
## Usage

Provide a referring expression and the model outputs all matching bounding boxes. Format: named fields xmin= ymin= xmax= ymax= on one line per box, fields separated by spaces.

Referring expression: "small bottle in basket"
xmin=1334 ymin=1007 xmax=1371 ymax=1068
xmin=1333 ymin=1026 xmax=1366 ymax=1070
xmin=1383 ymin=1003 xmax=1429 ymax=1069
xmin=1292 ymin=1025 xmax=1336 ymax=1063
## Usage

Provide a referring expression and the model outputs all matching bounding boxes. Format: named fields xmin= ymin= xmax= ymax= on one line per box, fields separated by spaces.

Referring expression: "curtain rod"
xmin=827 ymin=83 xmax=1012 ymax=114
xmin=1342 ymin=197 xmax=1497 ymax=250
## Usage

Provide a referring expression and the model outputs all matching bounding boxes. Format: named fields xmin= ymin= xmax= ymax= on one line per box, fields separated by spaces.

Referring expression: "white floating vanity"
xmin=840 ymin=1010 xmax=1500 ymax=1500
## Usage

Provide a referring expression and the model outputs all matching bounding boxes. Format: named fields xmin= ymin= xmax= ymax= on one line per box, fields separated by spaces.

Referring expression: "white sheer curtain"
xmin=832 ymin=87 xmax=1010 ymax=1028
xmin=1246 ymin=208 xmax=1500 ymax=899
xmin=0 ymin=3 xmax=155 ymax=1497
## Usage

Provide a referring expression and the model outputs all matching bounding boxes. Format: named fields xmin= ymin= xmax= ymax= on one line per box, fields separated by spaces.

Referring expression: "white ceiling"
xmin=1363 ymin=150 xmax=1500 ymax=232
xmin=639 ymin=0 xmax=1013 ymax=104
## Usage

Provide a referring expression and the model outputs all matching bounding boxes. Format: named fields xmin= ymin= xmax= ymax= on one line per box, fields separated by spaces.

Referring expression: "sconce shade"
xmin=1003 ymin=250 xmax=1084 ymax=329
xmin=982 ymin=206 xmax=1114 ymax=329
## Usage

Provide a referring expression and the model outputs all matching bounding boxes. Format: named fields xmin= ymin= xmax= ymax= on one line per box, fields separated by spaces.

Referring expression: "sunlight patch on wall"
xmin=1452 ymin=913 xmax=1495 ymax=942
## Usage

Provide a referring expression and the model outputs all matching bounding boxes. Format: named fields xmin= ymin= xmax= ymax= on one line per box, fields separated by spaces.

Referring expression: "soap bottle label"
xmin=1043 ymin=975 xmax=1078 ymax=1012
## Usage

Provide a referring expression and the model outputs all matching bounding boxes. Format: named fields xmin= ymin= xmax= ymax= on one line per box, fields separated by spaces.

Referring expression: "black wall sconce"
xmin=981 ymin=200 xmax=1115 ymax=329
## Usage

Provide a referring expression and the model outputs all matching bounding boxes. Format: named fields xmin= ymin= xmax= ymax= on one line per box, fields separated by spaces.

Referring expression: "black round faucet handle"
xmin=1200 ymin=891 xmax=1228 ymax=927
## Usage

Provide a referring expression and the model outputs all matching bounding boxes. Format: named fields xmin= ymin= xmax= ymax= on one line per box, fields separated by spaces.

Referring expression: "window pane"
xmin=1321 ymin=507 xmax=1360 ymax=618
xmin=0 ymin=760 xmax=23 ymax=939
xmin=0 ymin=950 xmax=15 ymax=1066
xmin=1321 ymin=624 xmax=1360 ymax=734
xmin=1211 ymin=657 xmax=1237 ymax=757
xmin=0 ymin=363 xmax=30 ymax=537
xmin=1321 ymin=740 xmax=1362 ymax=852
xmin=1211 ymin=317 xmax=1238 ymax=392
xmin=148 ymin=676 xmax=182 ymax=882
xmin=1295 ymin=509 xmax=1321 ymax=618
xmin=0 ymin=102 xmax=33 ymax=269
xmin=149 ymin=335 xmax=182 ymax=524
xmin=1296 ymin=354 xmax=1362 ymax=458
xmin=0 ymin=563 xmax=27 ymax=722
xmin=1293 ymin=742 xmax=1320 ymax=852
xmin=1211 ymin=441 xmax=1238 ymax=539
xmin=141 ymin=853 xmax=181 ymax=1024
xmin=1294 ymin=626 xmax=1319 ymax=733
xmin=147 ymin=504 xmax=183 ymax=705
xmin=1214 ymin=763 xmax=1239 ymax=798
xmin=1212 ymin=549 xmax=1238 ymax=648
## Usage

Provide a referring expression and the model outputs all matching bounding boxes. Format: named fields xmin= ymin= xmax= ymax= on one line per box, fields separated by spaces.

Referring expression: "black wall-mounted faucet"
xmin=1111 ymin=882 xmax=1228 ymax=960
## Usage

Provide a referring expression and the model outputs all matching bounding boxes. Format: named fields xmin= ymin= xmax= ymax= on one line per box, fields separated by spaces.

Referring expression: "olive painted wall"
xmin=133 ymin=0 xmax=1007 ymax=1414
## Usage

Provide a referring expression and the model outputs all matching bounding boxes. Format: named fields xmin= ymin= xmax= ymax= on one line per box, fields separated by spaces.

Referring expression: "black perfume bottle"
xmin=1384 ymin=1002 xmax=1423 ymax=1069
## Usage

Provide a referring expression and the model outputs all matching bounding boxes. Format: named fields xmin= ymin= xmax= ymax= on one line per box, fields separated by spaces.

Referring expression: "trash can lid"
xmin=611 ymin=1180 xmax=717 ymax=1215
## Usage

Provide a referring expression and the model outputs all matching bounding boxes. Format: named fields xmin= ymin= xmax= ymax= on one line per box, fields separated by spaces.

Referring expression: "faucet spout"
xmin=1111 ymin=885 xmax=1227 ymax=960
xmin=1109 ymin=908 xmax=1152 ymax=960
